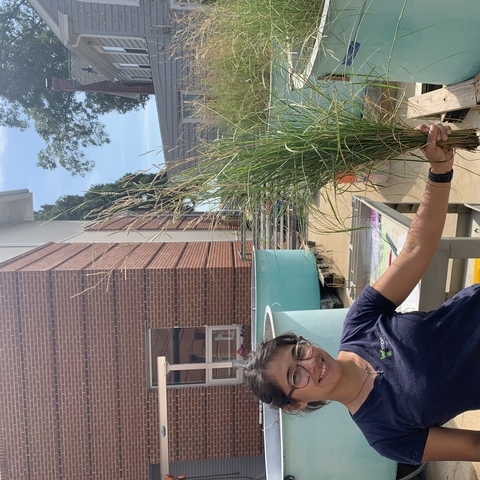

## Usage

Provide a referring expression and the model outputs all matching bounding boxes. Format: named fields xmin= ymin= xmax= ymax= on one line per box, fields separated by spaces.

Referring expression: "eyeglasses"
xmin=285 ymin=337 xmax=314 ymax=404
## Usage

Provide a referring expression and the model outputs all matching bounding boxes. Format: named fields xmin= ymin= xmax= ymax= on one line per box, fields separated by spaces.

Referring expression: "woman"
xmin=246 ymin=123 xmax=480 ymax=464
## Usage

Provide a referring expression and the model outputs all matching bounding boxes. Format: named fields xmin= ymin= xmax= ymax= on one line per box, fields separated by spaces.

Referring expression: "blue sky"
xmin=0 ymin=97 xmax=164 ymax=210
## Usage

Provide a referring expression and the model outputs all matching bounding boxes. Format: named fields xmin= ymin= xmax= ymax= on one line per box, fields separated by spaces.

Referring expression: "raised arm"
xmin=423 ymin=426 xmax=480 ymax=462
xmin=372 ymin=124 xmax=455 ymax=307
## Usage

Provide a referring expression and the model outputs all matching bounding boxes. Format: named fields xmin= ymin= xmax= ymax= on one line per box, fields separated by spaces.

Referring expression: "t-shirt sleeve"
xmin=367 ymin=427 xmax=429 ymax=465
xmin=345 ymin=285 xmax=396 ymax=326
xmin=340 ymin=285 xmax=397 ymax=349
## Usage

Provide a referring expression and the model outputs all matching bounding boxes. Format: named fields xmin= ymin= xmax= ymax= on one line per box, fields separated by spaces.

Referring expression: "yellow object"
xmin=474 ymin=259 xmax=480 ymax=284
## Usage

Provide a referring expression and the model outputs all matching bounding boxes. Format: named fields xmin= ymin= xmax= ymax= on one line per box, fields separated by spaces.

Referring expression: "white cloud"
xmin=0 ymin=127 xmax=8 ymax=190
xmin=141 ymin=102 xmax=153 ymax=158
xmin=141 ymin=99 xmax=164 ymax=170
xmin=86 ymin=169 xmax=101 ymax=189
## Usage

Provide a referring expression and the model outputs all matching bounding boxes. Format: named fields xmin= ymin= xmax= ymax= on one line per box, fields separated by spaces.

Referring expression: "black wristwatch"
xmin=428 ymin=168 xmax=453 ymax=183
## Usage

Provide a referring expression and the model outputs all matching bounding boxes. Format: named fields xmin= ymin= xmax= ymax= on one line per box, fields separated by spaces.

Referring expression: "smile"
xmin=319 ymin=359 xmax=327 ymax=383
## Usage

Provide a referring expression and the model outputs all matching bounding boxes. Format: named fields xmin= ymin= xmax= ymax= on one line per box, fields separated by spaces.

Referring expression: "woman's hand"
xmin=416 ymin=123 xmax=454 ymax=173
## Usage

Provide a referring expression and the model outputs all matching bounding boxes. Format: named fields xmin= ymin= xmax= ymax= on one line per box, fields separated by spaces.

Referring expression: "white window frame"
xmin=169 ymin=0 xmax=206 ymax=11
xmin=115 ymin=62 xmax=151 ymax=69
xmin=148 ymin=325 xmax=243 ymax=388
xmin=205 ymin=325 xmax=243 ymax=385
xmin=180 ymin=91 xmax=204 ymax=123
xmin=80 ymin=0 xmax=139 ymax=6
xmin=97 ymin=46 xmax=148 ymax=55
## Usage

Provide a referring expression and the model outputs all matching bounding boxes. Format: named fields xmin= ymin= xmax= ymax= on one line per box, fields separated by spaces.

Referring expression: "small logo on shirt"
xmin=380 ymin=349 xmax=392 ymax=360
xmin=375 ymin=325 xmax=392 ymax=360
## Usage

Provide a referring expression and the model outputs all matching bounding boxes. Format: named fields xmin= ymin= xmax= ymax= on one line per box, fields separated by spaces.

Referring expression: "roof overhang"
xmin=28 ymin=0 xmax=61 ymax=38
xmin=58 ymin=12 xmax=70 ymax=45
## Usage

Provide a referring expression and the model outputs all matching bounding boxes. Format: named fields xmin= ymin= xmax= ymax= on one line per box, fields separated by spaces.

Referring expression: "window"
xmin=149 ymin=326 xmax=243 ymax=387
xmin=169 ymin=0 xmax=206 ymax=10
xmin=170 ymin=0 xmax=216 ymax=9
xmin=116 ymin=63 xmax=151 ymax=69
xmin=80 ymin=0 xmax=139 ymax=5
xmin=180 ymin=92 xmax=204 ymax=123
xmin=100 ymin=46 xmax=148 ymax=55
xmin=131 ymin=75 xmax=153 ymax=81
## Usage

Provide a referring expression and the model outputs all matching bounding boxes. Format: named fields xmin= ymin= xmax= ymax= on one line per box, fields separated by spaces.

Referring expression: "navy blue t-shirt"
xmin=339 ymin=284 xmax=480 ymax=464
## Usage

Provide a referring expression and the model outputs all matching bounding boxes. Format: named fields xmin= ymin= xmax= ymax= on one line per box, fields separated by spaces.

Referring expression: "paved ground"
xmin=308 ymin=99 xmax=480 ymax=479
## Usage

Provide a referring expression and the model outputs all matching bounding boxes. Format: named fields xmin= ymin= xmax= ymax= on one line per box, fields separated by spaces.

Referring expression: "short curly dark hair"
xmin=244 ymin=332 xmax=328 ymax=413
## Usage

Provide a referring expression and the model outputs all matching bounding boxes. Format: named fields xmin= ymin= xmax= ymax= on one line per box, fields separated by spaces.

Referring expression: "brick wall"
xmin=148 ymin=385 xmax=260 ymax=464
xmin=86 ymin=213 xmax=240 ymax=231
xmin=176 ymin=242 xmax=209 ymax=328
xmin=51 ymin=269 xmax=90 ymax=480
xmin=206 ymin=242 xmax=235 ymax=326
xmin=0 ymin=271 xmax=29 ymax=478
xmin=0 ymin=241 xmax=261 ymax=480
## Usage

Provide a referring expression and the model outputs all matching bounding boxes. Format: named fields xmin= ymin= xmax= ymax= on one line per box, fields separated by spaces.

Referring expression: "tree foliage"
xmin=35 ymin=172 xmax=195 ymax=220
xmin=35 ymin=172 xmax=156 ymax=220
xmin=35 ymin=194 xmax=86 ymax=220
xmin=0 ymin=0 xmax=149 ymax=176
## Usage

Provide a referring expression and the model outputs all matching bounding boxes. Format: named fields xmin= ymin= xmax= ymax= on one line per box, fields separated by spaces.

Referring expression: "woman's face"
xmin=266 ymin=343 xmax=342 ymax=410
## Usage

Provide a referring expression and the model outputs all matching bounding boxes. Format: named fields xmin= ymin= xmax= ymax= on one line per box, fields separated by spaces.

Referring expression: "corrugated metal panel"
xmin=103 ymin=3 xmax=113 ymax=30
xmin=149 ymin=38 xmax=175 ymax=158
xmin=168 ymin=455 xmax=265 ymax=479
xmin=91 ymin=2 xmax=99 ymax=30
xmin=111 ymin=3 xmax=120 ymax=31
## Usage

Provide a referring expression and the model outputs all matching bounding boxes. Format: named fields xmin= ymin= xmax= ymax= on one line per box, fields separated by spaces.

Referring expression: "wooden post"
xmin=157 ymin=357 xmax=169 ymax=479
xmin=407 ymin=73 xmax=480 ymax=119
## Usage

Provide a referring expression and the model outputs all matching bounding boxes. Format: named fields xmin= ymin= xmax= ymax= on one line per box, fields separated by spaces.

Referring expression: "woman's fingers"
xmin=423 ymin=124 xmax=453 ymax=163
xmin=435 ymin=123 xmax=451 ymax=141
xmin=416 ymin=123 xmax=455 ymax=163
xmin=416 ymin=123 xmax=430 ymax=134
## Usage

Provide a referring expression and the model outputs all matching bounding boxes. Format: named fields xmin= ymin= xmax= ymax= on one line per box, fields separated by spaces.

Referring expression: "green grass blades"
xmin=85 ymin=91 xmax=478 ymax=231
xmin=172 ymin=0 xmax=325 ymax=129
xmin=164 ymin=98 xmax=478 ymax=219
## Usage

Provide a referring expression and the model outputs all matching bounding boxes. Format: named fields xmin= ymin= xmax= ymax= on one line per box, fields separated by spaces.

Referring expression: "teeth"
xmin=320 ymin=361 xmax=326 ymax=381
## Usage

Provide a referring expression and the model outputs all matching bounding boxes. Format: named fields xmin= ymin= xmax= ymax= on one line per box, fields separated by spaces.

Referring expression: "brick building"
xmin=0 ymin=236 xmax=264 ymax=479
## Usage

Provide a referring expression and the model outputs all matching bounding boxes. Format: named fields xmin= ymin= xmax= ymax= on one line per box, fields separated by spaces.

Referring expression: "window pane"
xmin=125 ymin=48 xmax=148 ymax=55
xmin=151 ymin=327 xmax=205 ymax=386
xmin=102 ymin=46 xmax=148 ymax=55
xmin=118 ymin=63 xmax=151 ymax=69
xmin=211 ymin=328 xmax=237 ymax=361
xmin=210 ymin=328 xmax=238 ymax=379
xmin=212 ymin=367 xmax=236 ymax=380
xmin=181 ymin=93 xmax=203 ymax=120
xmin=168 ymin=369 xmax=205 ymax=385
xmin=102 ymin=46 xmax=125 ymax=52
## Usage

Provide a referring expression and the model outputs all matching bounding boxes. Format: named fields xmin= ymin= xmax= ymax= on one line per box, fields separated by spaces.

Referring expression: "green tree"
xmin=0 ymin=0 xmax=149 ymax=176
xmin=34 ymin=172 xmax=194 ymax=220
xmin=35 ymin=194 xmax=86 ymax=220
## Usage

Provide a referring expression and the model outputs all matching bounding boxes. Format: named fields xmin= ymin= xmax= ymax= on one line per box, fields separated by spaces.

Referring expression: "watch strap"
xmin=428 ymin=168 xmax=453 ymax=183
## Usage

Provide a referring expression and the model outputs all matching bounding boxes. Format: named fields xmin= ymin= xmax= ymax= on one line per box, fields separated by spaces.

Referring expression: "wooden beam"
xmin=157 ymin=357 xmax=170 ymax=479
xmin=407 ymin=73 xmax=480 ymax=118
